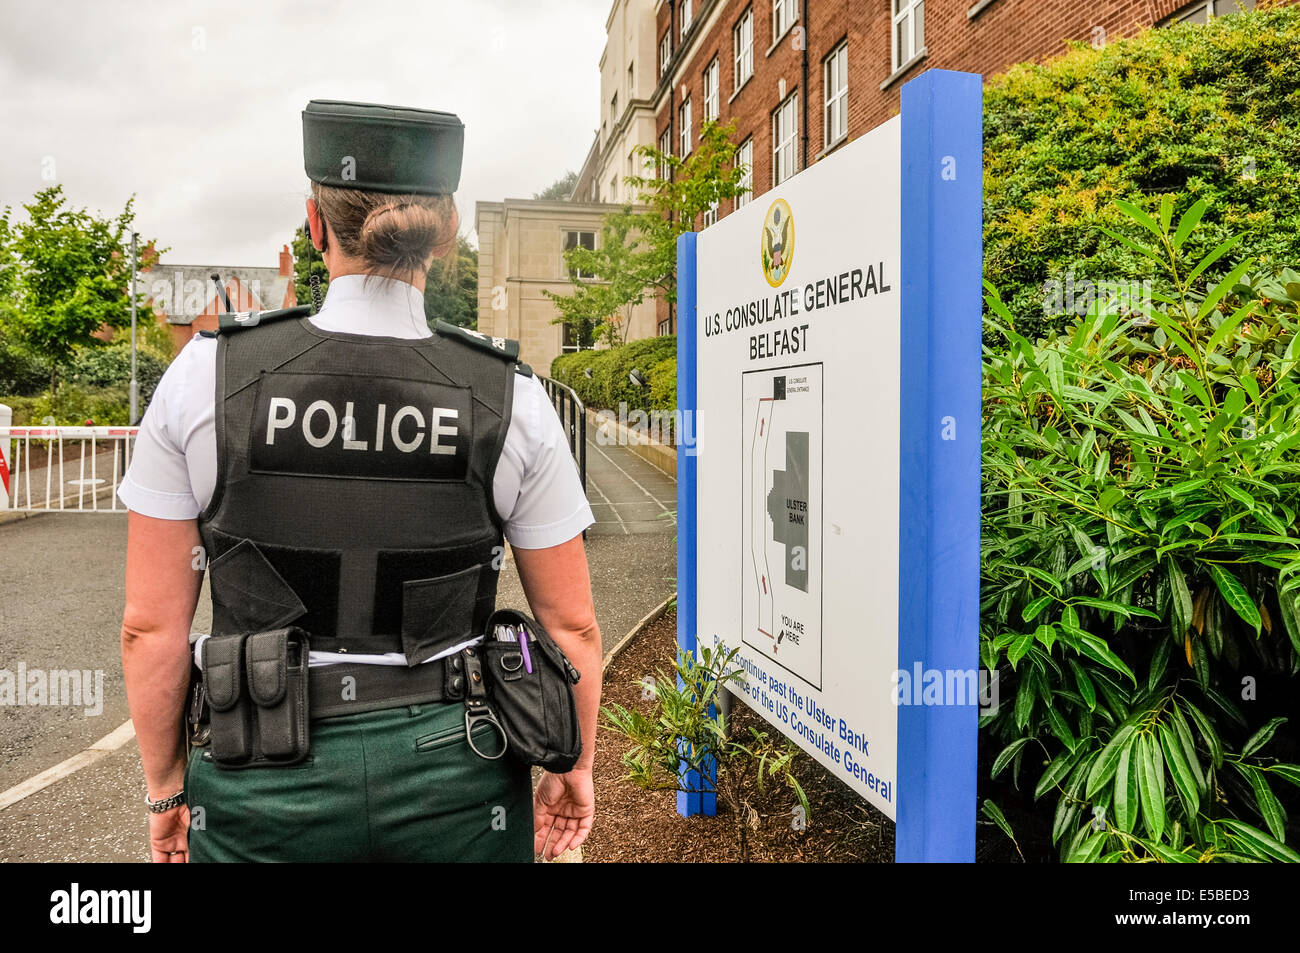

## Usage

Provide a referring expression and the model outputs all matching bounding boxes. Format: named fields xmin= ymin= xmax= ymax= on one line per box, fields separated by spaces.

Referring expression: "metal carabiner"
xmin=464 ymin=702 xmax=509 ymax=761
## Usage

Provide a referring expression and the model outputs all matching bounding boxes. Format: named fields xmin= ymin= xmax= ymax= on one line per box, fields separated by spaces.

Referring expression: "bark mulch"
xmin=584 ymin=606 xmax=894 ymax=862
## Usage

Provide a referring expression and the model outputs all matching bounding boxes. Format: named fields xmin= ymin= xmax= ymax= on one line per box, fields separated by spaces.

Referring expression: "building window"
xmin=892 ymin=0 xmax=924 ymax=72
xmin=680 ymin=0 xmax=693 ymax=38
xmin=1160 ymin=0 xmax=1255 ymax=25
xmin=733 ymin=7 xmax=754 ymax=90
xmin=610 ymin=174 xmax=618 ymax=202
xmin=679 ymin=97 xmax=693 ymax=157
xmin=702 ymin=200 xmax=719 ymax=228
xmin=611 ymin=92 xmax=618 ymax=127
xmin=628 ymin=62 xmax=635 ymax=96
xmin=703 ymin=58 xmax=720 ymax=124
xmin=772 ymin=92 xmax=798 ymax=186
xmin=660 ymin=32 xmax=672 ymax=77
xmin=735 ymin=137 xmax=753 ymax=208
xmin=823 ymin=41 xmax=848 ymax=148
xmin=658 ymin=316 xmax=674 ymax=336
xmin=773 ymin=0 xmax=798 ymax=43
xmin=658 ymin=128 xmax=673 ymax=179
xmin=564 ymin=230 xmax=596 ymax=280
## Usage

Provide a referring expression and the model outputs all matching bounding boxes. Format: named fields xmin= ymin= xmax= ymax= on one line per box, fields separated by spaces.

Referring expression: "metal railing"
xmin=537 ymin=376 xmax=587 ymax=492
xmin=0 ymin=382 xmax=586 ymax=517
xmin=0 ymin=423 xmax=138 ymax=513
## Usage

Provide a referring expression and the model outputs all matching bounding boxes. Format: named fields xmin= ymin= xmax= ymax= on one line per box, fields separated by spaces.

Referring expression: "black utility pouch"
xmin=478 ymin=608 xmax=582 ymax=773
xmin=246 ymin=628 xmax=310 ymax=764
xmin=200 ymin=627 xmax=311 ymax=769
xmin=202 ymin=634 xmax=253 ymax=765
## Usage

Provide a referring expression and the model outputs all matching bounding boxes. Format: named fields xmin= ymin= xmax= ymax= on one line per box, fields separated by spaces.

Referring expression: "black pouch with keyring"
xmin=470 ymin=608 xmax=582 ymax=773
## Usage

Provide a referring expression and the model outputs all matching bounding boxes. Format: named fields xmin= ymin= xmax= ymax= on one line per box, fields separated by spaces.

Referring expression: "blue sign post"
xmin=676 ymin=69 xmax=982 ymax=862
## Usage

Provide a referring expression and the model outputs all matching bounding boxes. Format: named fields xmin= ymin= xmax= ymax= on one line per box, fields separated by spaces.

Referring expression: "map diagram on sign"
xmin=741 ymin=363 xmax=824 ymax=689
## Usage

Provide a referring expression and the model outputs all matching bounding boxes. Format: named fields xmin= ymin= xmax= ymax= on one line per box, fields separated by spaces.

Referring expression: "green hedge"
xmin=1 ymin=384 xmax=131 ymax=426
xmin=984 ymin=6 xmax=1300 ymax=342
xmin=0 ymin=333 xmax=50 ymax=395
xmin=63 ymin=341 xmax=169 ymax=406
xmin=550 ymin=337 xmax=677 ymax=412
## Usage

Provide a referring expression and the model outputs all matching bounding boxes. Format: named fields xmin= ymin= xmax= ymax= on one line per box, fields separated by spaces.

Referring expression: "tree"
xmin=534 ymin=171 xmax=578 ymax=201
xmin=423 ymin=236 xmax=478 ymax=328
xmin=1 ymin=186 xmax=160 ymax=390
xmin=290 ymin=224 xmax=478 ymax=329
xmin=291 ymin=221 xmax=330 ymax=310
xmin=544 ymin=120 xmax=748 ymax=346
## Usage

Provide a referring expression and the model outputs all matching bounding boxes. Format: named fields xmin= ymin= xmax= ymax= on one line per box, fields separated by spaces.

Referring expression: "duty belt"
xmin=308 ymin=655 xmax=470 ymax=720
xmin=189 ymin=632 xmax=503 ymax=768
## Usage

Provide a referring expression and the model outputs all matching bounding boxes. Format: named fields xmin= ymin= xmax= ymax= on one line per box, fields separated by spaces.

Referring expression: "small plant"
xmin=602 ymin=641 xmax=809 ymax=862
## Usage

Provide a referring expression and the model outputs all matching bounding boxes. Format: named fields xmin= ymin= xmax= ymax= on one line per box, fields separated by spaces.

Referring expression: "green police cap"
xmin=302 ymin=100 xmax=464 ymax=195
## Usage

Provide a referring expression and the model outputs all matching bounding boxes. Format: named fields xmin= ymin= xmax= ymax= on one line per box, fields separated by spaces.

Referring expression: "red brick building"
xmin=138 ymin=246 xmax=298 ymax=354
xmin=650 ymin=0 xmax=1269 ymax=331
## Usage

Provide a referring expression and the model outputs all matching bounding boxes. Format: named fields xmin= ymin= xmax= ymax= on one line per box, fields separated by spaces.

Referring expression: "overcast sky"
xmin=0 ymin=0 xmax=607 ymax=265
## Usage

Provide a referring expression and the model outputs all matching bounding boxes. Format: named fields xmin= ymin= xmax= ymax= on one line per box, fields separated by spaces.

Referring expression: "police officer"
xmin=118 ymin=101 xmax=601 ymax=862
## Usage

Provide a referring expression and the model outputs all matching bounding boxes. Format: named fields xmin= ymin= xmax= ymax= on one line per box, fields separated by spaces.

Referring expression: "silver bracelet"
xmin=145 ymin=789 xmax=186 ymax=814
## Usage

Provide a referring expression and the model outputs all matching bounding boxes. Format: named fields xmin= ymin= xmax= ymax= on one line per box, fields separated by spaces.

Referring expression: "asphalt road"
xmin=0 ymin=434 xmax=677 ymax=861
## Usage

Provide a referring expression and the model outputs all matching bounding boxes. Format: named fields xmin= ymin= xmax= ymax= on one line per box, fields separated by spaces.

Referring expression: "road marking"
xmin=0 ymin=719 xmax=135 ymax=812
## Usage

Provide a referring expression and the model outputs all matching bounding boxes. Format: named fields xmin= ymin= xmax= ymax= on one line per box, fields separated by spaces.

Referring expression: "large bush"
xmin=981 ymin=197 xmax=1300 ymax=862
xmin=62 ymin=340 xmax=169 ymax=406
xmin=984 ymin=6 xmax=1300 ymax=343
xmin=31 ymin=384 xmax=131 ymax=426
xmin=0 ymin=331 xmax=50 ymax=395
xmin=550 ymin=336 xmax=677 ymax=412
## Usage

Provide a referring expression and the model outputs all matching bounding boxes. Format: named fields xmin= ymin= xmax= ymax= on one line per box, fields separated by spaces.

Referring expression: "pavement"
xmin=0 ymin=428 xmax=676 ymax=862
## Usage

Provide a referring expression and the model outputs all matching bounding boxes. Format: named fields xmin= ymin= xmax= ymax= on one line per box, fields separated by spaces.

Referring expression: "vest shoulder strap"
xmin=216 ymin=304 xmax=313 ymax=334
xmin=432 ymin=320 xmax=520 ymax=362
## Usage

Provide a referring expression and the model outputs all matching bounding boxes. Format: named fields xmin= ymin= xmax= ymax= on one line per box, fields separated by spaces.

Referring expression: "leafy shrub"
xmin=62 ymin=341 xmax=169 ymax=406
xmin=0 ymin=332 xmax=51 ymax=396
xmin=981 ymin=196 xmax=1300 ymax=862
xmin=0 ymin=395 xmax=45 ymax=425
xmin=602 ymin=641 xmax=808 ymax=863
xmin=24 ymin=384 xmax=131 ymax=426
xmin=984 ymin=6 xmax=1300 ymax=343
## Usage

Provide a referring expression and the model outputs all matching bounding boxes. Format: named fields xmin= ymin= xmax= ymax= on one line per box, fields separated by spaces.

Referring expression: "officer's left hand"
xmin=533 ymin=768 xmax=593 ymax=860
xmin=148 ymin=805 xmax=190 ymax=863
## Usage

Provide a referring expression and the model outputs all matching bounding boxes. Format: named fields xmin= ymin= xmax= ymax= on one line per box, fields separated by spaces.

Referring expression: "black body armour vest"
xmin=197 ymin=310 xmax=521 ymax=666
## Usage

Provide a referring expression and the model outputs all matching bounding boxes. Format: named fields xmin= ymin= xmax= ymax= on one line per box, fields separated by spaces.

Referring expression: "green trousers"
xmin=185 ymin=700 xmax=534 ymax=862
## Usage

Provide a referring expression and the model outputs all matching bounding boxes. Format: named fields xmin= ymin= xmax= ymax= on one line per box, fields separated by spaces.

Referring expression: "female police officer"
xmin=117 ymin=101 xmax=600 ymax=862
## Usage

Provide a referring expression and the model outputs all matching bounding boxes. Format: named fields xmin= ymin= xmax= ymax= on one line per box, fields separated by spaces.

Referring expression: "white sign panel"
xmin=694 ymin=117 xmax=902 ymax=817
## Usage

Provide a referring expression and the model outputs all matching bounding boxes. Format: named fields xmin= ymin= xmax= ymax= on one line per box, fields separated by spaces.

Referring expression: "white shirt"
xmin=118 ymin=274 xmax=594 ymax=666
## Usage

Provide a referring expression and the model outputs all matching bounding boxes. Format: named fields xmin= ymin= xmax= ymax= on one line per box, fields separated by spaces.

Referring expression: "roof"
xmin=139 ymin=264 xmax=294 ymax=325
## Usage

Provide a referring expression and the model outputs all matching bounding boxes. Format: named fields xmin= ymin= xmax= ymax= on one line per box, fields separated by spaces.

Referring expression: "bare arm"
xmin=121 ymin=511 xmax=203 ymax=802
xmin=512 ymin=532 xmax=602 ymax=857
xmin=512 ymin=532 xmax=602 ymax=772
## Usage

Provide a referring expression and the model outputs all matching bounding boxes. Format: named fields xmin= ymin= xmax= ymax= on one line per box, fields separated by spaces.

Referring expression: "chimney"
xmin=280 ymin=244 xmax=293 ymax=277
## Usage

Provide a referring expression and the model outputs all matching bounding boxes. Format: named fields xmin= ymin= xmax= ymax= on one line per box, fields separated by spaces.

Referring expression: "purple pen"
xmin=517 ymin=625 xmax=534 ymax=674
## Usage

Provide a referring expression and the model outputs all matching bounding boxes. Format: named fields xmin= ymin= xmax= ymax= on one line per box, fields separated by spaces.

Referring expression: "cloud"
xmin=0 ymin=0 xmax=607 ymax=264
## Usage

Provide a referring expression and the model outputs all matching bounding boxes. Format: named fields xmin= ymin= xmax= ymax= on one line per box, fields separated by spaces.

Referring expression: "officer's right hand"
xmin=148 ymin=805 xmax=190 ymax=863
xmin=533 ymin=768 xmax=594 ymax=860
